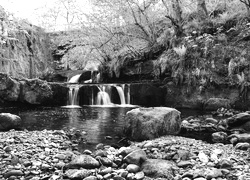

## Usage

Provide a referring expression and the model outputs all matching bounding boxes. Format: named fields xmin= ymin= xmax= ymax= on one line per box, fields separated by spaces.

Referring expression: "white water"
xmin=69 ymin=86 xmax=80 ymax=105
xmin=127 ymin=84 xmax=130 ymax=104
xmin=115 ymin=86 xmax=126 ymax=104
xmin=68 ymin=74 xmax=81 ymax=83
xmin=96 ymin=86 xmax=112 ymax=105
xmin=65 ymin=83 xmax=132 ymax=107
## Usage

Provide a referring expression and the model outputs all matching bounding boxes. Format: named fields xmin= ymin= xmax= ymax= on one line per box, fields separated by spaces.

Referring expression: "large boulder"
xmin=20 ymin=78 xmax=53 ymax=105
xmin=124 ymin=107 xmax=181 ymax=141
xmin=219 ymin=112 xmax=250 ymax=133
xmin=0 ymin=73 xmax=20 ymax=102
xmin=0 ymin=113 xmax=22 ymax=131
xmin=204 ymin=98 xmax=231 ymax=111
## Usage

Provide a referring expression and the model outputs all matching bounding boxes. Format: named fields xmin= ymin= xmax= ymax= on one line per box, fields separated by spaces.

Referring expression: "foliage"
xmin=37 ymin=0 xmax=250 ymax=86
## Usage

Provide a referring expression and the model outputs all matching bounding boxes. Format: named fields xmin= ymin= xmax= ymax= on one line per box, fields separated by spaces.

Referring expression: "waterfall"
xmin=127 ymin=84 xmax=130 ymax=104
xmin=69 ymin=74 xmax=81 ymax=83
xmin=64 ymin=83 xmax=133 ymax=107
xmin=68 ymin=85 xmax=80 ymax=105
xmin=115 ymin=85 xmax=126 ymax=104
xmin=96 ymin=86 xmax=112 ymax=105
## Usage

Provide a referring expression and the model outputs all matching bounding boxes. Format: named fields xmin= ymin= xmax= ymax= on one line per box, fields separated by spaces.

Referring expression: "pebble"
xmin=1 ymin=129 xmax=250 ymax=180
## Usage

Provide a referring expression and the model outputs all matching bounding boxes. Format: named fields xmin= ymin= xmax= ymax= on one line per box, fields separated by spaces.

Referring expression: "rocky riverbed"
xmin=1 ymin=130 xmax=250 ymax=180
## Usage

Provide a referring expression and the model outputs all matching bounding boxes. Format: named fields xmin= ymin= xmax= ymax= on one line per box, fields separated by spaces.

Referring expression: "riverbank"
xmin=1 ymin=130 xmax=250 ymax=180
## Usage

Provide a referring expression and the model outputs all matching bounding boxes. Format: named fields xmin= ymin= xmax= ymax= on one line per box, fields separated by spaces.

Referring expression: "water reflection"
xmin=0 ymin=106 xmax=134 ymax=148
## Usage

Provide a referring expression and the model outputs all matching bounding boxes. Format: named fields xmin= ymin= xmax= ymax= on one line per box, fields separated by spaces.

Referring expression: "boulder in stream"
xmin=124 ymin=107 xmax=181 ymax=141
xmin=0 ymin=113 xmax=22 ymax=131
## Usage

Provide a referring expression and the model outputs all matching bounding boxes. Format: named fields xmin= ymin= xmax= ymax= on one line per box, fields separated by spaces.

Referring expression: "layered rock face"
xmin=124 ymin=107 xmax=181 ymax=141
xmin=0 ymin=73 xmax=67 ymax=106
xmin=0 ymin=8 xmax=52 ymax=79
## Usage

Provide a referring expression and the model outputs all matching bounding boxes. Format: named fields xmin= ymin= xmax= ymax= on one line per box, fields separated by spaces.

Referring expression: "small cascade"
xmin=64 ymin=83 xmax=133 ymax=107
xmin=115 ymin=85 xmax=126 ymax=104
xmin=127 ymin=84 xmax=130 ymax=104
xmin=69 ymin=86 xmax=80 ymax=105
xmin=68 ymin=74 xmax=81 ymax=83
xmin=96 ymin=86 xmax=112 ymax=105
xmin=62 ymin=84 xmax=82 ymax=108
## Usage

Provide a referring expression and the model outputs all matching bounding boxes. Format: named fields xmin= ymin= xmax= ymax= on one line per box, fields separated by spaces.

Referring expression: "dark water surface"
xmin=0 ymin=106 xmax=211 ymax=149
xmin=0 ymin=106 xmax=134 ymax=149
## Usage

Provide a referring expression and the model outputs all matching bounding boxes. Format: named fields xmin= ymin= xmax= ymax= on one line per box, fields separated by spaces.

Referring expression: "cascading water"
xmin=69 ymin=86 xmax=80 ymax=105
xmin=96 ymin=85 xmax=112 ymax=105
xmin=115 ymin=85 xmax=126 ymax=104
xmin=68 ymin=74 xmax=81 ymax=83
xmin=64 ymin=82 xmax=134 ymax=107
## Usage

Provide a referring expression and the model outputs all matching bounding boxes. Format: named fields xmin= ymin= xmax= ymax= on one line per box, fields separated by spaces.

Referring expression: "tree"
xmin=197 ymin=0 xmax=208 ymax=20
xmin=162 ymin=0 xmax=184 ymax=37
xmin=239 ymin=0 xmax=250 ymax=15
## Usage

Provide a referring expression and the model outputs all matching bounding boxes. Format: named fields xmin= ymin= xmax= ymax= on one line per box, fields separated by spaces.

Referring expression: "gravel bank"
xmin=1 ymin=130 xmax=250 ymax=180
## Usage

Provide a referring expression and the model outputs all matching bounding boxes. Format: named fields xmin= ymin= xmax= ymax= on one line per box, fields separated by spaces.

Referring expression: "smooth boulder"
xmin=0 ymin=113 xmax=22 ymax=131
xmin=124 ymin=107 xmax=181 ymax=141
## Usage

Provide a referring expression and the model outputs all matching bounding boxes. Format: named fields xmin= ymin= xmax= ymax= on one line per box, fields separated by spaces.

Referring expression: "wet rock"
xmin=96 ymin=143 xmax=104 ymax=150
xmin=96 ymin=156 xmax=113 ymax=166
xmin=226 ymin=112 xmax=250 ymax=132
xmin=100 ymin=167 xmax=112 ymax=175
xmin=205 ymin=168 xmax=223 ymax=179
xmin=228 ymin=133 xmax=250 ymax=144
xmin=3 ymin=146 xmax=11 ymax=153
xmin=0 ymin=113 xmax=22 ymax=131
xmin=65 ymin=169 xmax=92 ymax=179
xmin=205 ymin=118 xmax=218 ymax=124
xmin=235 ymin=142 xmax=250 ymax=150
xmin=83 ymin=175 xmax=98 ymax=180
xmin=134 ymin=171 xmax=144 ymax=180
xmin=212 ymin=131 xmax=228 ymax=143
xmin=4 ymin=170 xmax=24 ymax=178
xmin=103 ymin=173 xmax=112 ymax=179
xmin=126 ymin=164 xmax=140 ymax=173
xmin=177 ymin=150 xmax=190 ymax=160
xmin=204 ymin=98 xmax=231 ymax=111
xmin=124 ymin=149 xmax=147 ymax=165
xmin=218 ymin=159 xmax=233 ymax=169
xmin=124 ymin=107 xmax=181 ymax=141
xmin=198 ymin=151 xmax=209 ymax=164
xmin=141 ymin=159 xmax=177 ymax=179
xmin=113 ymin=175 xmax=126 ymax=180
xmin=177 ymin=161 xmax=193 ymax=168
xmin=68 ymin=154 xmax=100 ymax=169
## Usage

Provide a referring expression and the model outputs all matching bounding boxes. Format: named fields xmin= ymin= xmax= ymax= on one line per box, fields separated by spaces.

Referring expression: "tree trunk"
xmin=197 ymin=0 xmax=208 ymax=20
xmin=171 ymin=0 xmax=182 ymax=22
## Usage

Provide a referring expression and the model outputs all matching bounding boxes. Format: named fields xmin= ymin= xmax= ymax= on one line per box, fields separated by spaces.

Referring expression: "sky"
xmin=1 ymin=0 xmax=52 ymax=22
xmin=0 ymin=0 xmax=92 ymax=29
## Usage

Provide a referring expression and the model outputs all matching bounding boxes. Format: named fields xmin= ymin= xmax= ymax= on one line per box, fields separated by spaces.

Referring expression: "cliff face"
xmin=0 ymin=7 xmax=52 ymax=79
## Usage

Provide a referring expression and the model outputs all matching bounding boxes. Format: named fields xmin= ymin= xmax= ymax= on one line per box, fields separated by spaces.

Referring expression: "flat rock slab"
xmin=124 ymin=107 xmax=181 ymax=141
